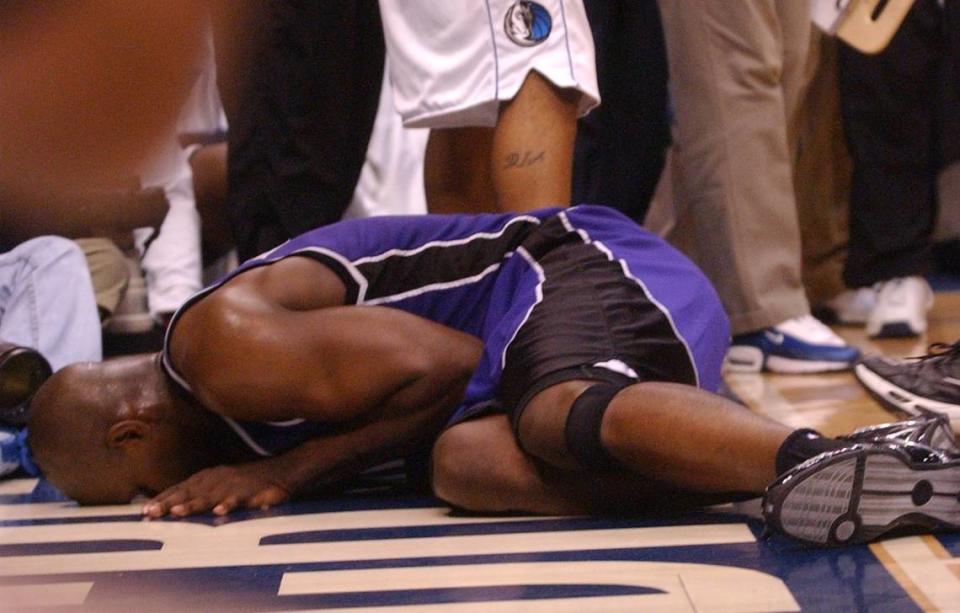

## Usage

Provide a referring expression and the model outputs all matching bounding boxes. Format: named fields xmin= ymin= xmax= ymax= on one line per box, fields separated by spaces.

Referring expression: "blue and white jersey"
xmin=163 ymin=205 xmax=729 ymax=458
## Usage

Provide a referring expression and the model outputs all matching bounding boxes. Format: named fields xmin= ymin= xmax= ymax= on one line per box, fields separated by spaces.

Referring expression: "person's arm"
xmin=146 ymin=289 xmax=483 ymax=517
xmin=1 ymin=186 xmax=169 ymax=244
xmin=142 ymin=378 xmax=465 ymax=517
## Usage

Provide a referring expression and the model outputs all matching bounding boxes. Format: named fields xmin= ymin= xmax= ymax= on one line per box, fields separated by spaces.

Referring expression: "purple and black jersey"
xmin=163 ymin=205 xmax=729 ymax=458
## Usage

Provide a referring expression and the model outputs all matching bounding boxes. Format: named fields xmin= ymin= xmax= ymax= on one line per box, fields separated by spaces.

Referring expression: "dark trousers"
xmin=572 ymin=0 xmax=670 ymax=223
xmin=211 ymin=1 xmax=385 ymax=261
xmin=839 ymin=0 xmax=960 ymax=286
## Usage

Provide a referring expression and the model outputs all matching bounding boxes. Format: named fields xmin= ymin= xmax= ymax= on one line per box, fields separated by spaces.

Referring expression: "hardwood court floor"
xmin=2 ymin=292 xmax=959 ymax=612
xmin=732 ymin=291 xmax=960 ymax=436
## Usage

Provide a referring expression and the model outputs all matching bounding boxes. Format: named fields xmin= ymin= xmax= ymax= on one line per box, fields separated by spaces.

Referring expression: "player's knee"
xmin=432 ymin=420 xmax=532 ymax=513
xmin=596 ymin=385 xmax=646 ymax=462
xmin=518 ymin=380 xmax=629 ymax=472
xmin=515 ymin=381 xmax=584 ymax=463
xmin=567 ymin=382 xmax=630 ymax=472
xmin=430 ymin=425 xmax=489 ymax=510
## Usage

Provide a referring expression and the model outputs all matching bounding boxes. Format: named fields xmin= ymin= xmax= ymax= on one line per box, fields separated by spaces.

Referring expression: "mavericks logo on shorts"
xmin=504 ymin=1 xmax=552 ymax=47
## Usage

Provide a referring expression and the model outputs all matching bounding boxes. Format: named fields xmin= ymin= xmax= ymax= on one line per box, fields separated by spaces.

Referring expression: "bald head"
xmin=28 ymin=353 xmax=207 ymax=504
xmin=30 ymin=360 xmax=126 ymax=443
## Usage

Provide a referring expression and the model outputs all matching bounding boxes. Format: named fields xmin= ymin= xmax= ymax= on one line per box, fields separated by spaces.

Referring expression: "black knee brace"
xmin=564 ymin=383 xmax=625 ymax=472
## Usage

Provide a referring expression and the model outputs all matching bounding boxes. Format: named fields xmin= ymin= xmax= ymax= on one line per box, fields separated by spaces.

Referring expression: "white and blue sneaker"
xmin=1 ymin=426 xmax=21 ymax=477
xmin=0 ymin=426 xmax=39 ymax=478
xmin=725 ymin=315 xmax=861 ymax=374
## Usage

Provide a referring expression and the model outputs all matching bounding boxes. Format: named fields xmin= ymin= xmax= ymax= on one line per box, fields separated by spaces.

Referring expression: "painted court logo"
xmin=504 ymin=1 xmax=552 ymax=47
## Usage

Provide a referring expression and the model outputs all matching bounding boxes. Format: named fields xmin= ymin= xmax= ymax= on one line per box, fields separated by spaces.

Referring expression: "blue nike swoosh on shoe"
xmin=764 ymin=331 xmax=785 ymax=345
xmin=733 ymin=329 xmax=860 ymax=364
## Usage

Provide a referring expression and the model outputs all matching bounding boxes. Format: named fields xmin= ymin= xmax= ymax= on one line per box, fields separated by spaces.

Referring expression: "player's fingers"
xmin=143 ymin=488 xmax=190 ymax=518
xmin=251 ymin=486 xmax=288 ymax=510
xmin=213 ymin=495 xmax=241 ymax=516
xmin=169 ymin=496 xmax=214 ymax=517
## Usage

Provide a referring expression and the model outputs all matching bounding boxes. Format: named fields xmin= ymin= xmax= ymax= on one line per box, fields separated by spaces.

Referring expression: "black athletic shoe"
xmin=854 ymin=341 xmax=960 ymax=421
xmin=841 ymin=414 xmax=959 ymax=453
xmin=763 ymin=441 xmax=960 ymax=546
xmin=0 ymin=343 xmax=52 ymax=426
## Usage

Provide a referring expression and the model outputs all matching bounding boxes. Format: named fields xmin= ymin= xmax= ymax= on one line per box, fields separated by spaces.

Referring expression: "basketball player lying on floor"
xmin=28 ymin=206 xmax=960 ymax=547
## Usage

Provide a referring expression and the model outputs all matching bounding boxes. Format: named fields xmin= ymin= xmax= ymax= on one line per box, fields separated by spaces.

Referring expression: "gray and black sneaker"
xmin=841 ymin=413 xmax=959 ymax=454
xmin=763 ymin=441 xmax=960 ymax=546
xmin=854 ymin=341 xmax=960 ymax=421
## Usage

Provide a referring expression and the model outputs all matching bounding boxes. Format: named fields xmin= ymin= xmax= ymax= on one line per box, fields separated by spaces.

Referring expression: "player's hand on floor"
xmin=141 ymin=464 xmax=290 ymax=518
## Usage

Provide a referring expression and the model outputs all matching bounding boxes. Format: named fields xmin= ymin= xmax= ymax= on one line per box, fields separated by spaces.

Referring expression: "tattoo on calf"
xmin=504 ymin=150 xmax=546 ymax=170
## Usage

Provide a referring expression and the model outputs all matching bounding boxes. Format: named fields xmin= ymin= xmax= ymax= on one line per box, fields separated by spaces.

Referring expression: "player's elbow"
xmin=432 ymin=331 xmax=483 ymax=382
xmin=394 ymin=327 xmax=481 ymax=392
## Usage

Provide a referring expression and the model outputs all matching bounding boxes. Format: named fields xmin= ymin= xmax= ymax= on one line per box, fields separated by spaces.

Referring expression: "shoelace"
xmin=903 ymin=341 xmax=960 ymax=380
xmin=909 ymin=341 xmax=960 ymax=363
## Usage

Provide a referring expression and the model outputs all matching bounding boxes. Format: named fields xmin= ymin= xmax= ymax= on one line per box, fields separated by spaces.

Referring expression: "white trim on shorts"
xmin=557 ymin=211 xmax=702 ymax=388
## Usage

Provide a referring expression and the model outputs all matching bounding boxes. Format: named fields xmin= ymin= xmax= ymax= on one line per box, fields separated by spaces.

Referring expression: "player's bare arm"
xmin=145 ymin=257 xmax=484 ymax=517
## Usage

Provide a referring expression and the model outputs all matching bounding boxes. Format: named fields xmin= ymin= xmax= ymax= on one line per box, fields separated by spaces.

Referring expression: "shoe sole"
xmin=764 ymin=446 xmax=960 ymax=546
xmin=766 ymin=356 xmax=854 ymax=374
xmin=866 ymin=288 xmax=933 ymax=338
xmin=854 ymin=364 xmax=960 ymax=421
xmin=724 ymin=347 xmax=854 ymax=374
xmin=724 ymin=346 xmax=764 ymax=373
xmin=870 ymin=322 xmax=922 ymax=339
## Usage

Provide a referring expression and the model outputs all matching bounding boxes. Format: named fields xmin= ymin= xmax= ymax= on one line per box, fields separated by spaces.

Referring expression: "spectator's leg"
xmin=794 ymin=35 xmax=853 ymax=307
xmin=137 ymin=141 xmax=202 ymax=320
xmin=657 ymin=0 xmax=811 ymax=334
xmin=936 ymin=0 xmax=960 ymax=243
xmin=839 ymin=0 xmax=942 ymax=286
xmin=572 ymin=0 xmax=670 ymax=221
xmin=189 ymin=142 xmax=233 ymax=265
xmin=211 ymin=0 xmax=384 ymax=260
xmin=75 ymin=238 xmax=130 ymax=326
xmin=0 ymin=237 xmax=101 ymax=369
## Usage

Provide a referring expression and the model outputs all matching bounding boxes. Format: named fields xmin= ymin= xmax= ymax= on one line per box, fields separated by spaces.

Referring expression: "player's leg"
xmin=490 ymin=71 xmax=581 ymax=212
xmin=516 ymin=379 xmax=801 ymax=494
xmin=484 ymin=209 xmax=800 ymax=494
xmin=425 ymin=72 xmax=580 ymax=214
xmin=424 ymin=128 xmax=497 ymax=214
xmin=380 ymin=0 xmax=597 ymax=214
xmin=432 ymin=412 xmax=584 ymax=514
xmin=431 ymin=412 xmax=733 ymax=515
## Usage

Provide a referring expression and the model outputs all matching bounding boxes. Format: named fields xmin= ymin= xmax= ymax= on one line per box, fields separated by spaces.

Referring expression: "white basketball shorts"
xmin=378 ymin=0 xmax=599 ymax=129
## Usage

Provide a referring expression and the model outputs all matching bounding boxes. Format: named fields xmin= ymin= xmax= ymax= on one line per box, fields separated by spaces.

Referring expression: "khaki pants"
xmin=657 ymin=0 xmax=811 ymax=334
xmin=75 ymin=237 xmax=130 ymax=324
xmin=794 ymin=34 xmax=851 ymax=307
